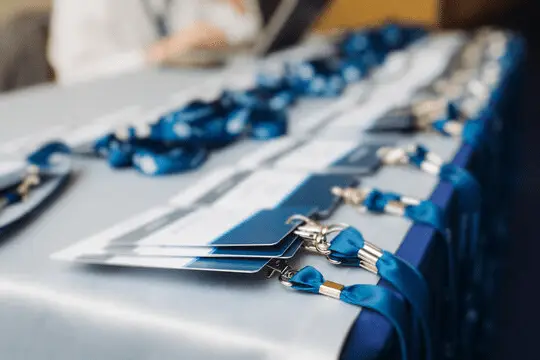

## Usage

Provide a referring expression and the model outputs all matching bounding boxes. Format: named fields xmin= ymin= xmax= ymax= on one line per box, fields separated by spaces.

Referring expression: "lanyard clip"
xmin=265 ymin=259 xmax=298 ymax=287
xmin=16 ymin=167 xmax=41 ymax=201
xmin=356 ymin=241 xmax=383 ymax=274
xmin=286 ymin=214 xmax=348 ymax=256
xmin=331 ymin=186 xmax=420 ymax=217
xmin=378 ymin=144 xmax=443 ymax=176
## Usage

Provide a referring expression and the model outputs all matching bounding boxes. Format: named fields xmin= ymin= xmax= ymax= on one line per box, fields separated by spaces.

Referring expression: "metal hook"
xmin=287 ymin=215 xmax=348 ymax=256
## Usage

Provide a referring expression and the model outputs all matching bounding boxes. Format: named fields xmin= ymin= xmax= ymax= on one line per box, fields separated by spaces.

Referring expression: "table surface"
xmin=0 ymin=34 xmax=465 ymax=360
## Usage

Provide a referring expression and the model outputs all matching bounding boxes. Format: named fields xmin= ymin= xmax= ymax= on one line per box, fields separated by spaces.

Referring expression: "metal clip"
xmin=16 ymin=173 xmax=41 ymax=200
xmin=377 ymin=146 xmax=409 ymax=166
xmin=265 ymin=259 xmax=298 ymax=287
xmin=332 ymin=186 xmax=421 ymax=217
xmin=411 ymin=98 xmax=449 ymax=129
xmin=331 ymin=186 xmax=370 ymax=208
xmin=357 ymin=241 xmax=383 ymax=274
xmin=378 ymin=144 xmax=443 ymax=176
xmin=287 ymin=215 xmax=348 ymax=256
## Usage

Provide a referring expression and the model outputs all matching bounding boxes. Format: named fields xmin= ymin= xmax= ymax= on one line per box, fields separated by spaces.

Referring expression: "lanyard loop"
xmin=287 ymin=217 xmax=432 ymax=360
xmin=266 ymin=260 xmax=411 ymax=360
xmin=332 ymin=186 xmax=447 ymax=234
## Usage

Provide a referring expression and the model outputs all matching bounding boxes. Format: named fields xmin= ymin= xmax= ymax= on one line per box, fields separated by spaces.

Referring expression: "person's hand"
xmin=146 ymin=22 xmax=227 ymax=65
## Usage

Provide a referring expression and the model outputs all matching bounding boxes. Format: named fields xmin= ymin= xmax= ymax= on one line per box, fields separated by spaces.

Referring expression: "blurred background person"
xmin=0 ymin=8 xmax=52 ymax=92
xmin=47 ymin=0 xmax=262 ymax=85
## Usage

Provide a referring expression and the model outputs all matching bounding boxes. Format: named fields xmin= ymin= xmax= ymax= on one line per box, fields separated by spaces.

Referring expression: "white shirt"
xmin=48 ymin=0 xmax=261 ymax=85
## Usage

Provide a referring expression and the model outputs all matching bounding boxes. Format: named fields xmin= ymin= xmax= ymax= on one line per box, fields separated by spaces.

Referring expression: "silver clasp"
xmin=287 ymin=215 xmax=348 ymax=256
xmin=332 ymin=186 xmax=421 ymax=218
xmin=377 ymin=146 xmax=409 ymax=166
xmin=331 ymin=186 xmax=369 ymax=207
xmin=358 ymin=241 xmax=383 ymax=274
xmin=265 ymin=259 xmax=298 ymax=287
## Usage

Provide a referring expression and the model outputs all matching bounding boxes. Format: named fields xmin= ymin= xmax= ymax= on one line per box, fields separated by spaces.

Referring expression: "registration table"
xmin=0 ymin=31 xmax=524 ymax=360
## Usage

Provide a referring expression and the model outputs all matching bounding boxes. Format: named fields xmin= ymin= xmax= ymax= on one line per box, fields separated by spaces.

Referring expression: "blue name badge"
xmin=62 ymin=240 xmax=303 ymax=274
xmin=367 ymin=106 xmax=417 ymax=132
xmin=169 ymin=168 xmax=357 ymax=218
xmin=89 ymin=228 xmax=301 ymax=259
xmin=52 ymin=208 xmax=309 ymax=273
xmin=53 ymin=206 xmax=314 ymax=252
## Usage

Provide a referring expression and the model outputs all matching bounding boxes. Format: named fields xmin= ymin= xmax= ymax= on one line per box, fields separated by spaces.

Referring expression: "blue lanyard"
xmin=85 ymin=24 xmax=426 ymax=176
xmin=286 ymin=216 xmax=429 ymax=360
xmin=267 ymin=261 xmax=411 ymax=360
xmin=330 ymin=185 xmax=455 ymax=357
xmin=327 ymin=227 xmax=432 ymax=360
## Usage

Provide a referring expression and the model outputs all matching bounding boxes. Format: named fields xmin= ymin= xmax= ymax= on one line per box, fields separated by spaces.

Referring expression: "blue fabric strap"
xmin=289 ymin=265 xmax=411 ymax=360
xmin=27 ymin=142 xmax=71 ymax=168
xmin=327 ymin=227 xmax=432 ymax=360
xmin=430 ymin=102 xmax=485 ymax=149
xmin=362 ymin=189 xmax=447 ymax=233
xmin=86 ymin=24 xmax=426 ymax=176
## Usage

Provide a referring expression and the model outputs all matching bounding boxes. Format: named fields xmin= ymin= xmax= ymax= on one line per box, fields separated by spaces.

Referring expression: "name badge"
xmin=169 ymin=168 xmax=357 ymax=217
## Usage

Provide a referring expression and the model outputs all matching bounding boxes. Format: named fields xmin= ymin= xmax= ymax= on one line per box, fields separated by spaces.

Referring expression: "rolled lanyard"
xmin=92 ymin=95 xmax=288 ymax=175
xmin=286 ymin=215 xmax=430 ymax=360
xmin=88 ymin=25 xmax=426 ymax=176
xmin=267 ymin=260 xmax=411 ymax=360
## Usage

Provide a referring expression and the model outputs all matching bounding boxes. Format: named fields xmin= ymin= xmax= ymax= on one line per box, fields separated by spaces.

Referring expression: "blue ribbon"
xmin=431 ymin=103 xmax=486 ymax=149
xmin=362 ymin=189 xmax=447 ymax=233
xmin=289 ymin=265 xmax=411 ymax=360
xmin=86 ymin=24 xmax=426 ymax=176
xmin=327 ymin=227 xmax=432 ymax=360
xmin=27 ymin=142 xmax=71 ymax=169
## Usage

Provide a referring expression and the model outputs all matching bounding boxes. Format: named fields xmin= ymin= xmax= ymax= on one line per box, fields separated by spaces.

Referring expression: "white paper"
xmin=52 ymin=206 xmax=175 ymax=260
xmin=169 ymin=167 xmax=238 ymax=207
xmin=273 ymin=140 xmax=358 ymax=170
xmin=136 ymin=207 xmax=259 ymax=247
xmin=236 ymin=137 xmax=299 ymax=169
xmin=213 ymin=169 xmax=308 ymax=211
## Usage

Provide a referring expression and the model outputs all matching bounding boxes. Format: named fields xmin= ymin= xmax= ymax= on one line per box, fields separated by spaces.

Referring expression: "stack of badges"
xmin=52 ymin=137 xmax=396 ymax=271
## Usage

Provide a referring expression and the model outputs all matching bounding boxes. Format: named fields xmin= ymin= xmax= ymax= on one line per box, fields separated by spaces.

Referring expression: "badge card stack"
xmin=52 ymin=167 xmax=361 ymax=274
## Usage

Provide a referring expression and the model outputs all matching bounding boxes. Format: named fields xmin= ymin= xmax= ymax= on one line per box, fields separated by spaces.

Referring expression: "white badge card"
xmin=169 ymin=168 xmax=358 ymax=217
xmin=271 ymin=140 xmax=389 ymax=174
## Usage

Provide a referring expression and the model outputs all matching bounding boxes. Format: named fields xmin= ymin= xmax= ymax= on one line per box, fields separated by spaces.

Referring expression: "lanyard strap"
xmin=86 ymin=24 xmax=426 ymax=176
xmin=333 ymin=187 xmax=447 ymax=234
xmin=285 ymin=266 xmax=411 ymax=360
xmin=326 ymin=227 xmax=432 ymax=360
xmin=430 ymin=102 xmax=487 ymax=149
